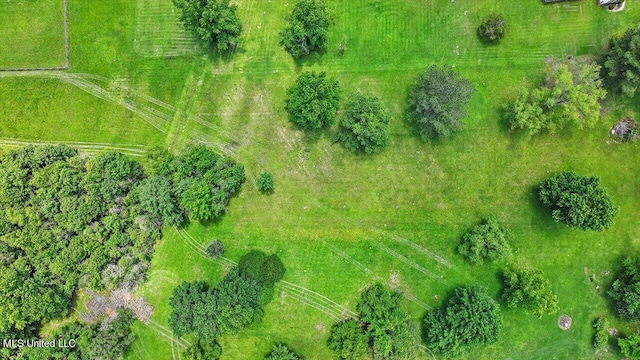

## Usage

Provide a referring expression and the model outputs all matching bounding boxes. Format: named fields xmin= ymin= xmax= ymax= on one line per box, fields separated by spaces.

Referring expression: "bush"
xmin=593 ymin=316 xmax=609 ymax=332
xmin=256 ymin=172 xmax=274 ymax=193
xmin=593 ymin=331 xmax=608 ymax=350
xmin=477 ymin=14 xmax=506 ymax=44
xmin=327 ymin=319 xmax=368 ymax=360
xmin=539 ymin=171 xmax=617 ymax=231
xmin=183 ymin=339 xmax=222 ymax=360
xmin=603 ymin=26 xmax=640 ymax=97
xmin=502 ymin=267 xmax=559 ymax=317
xmin=619 ymin=333 xmax=640 ymax=359
xmin=172 ymin=0 xmax=242 ymax=52
xmin=205 ymin=240 xmax=225 ymax=259
xmin=457 ymin=218 xmax=512 ymax=264
xmin=265 ymin=343 xmax=303 ymax=360
xmin=407 ymin=65 xmax=475 ymax=141
xmin=285 ymin=71 xmax=340 ymax=131
xmin=280 ymin=0 xmax=329 ymax=59
xmin=609 ymin=256 xmax=640 ymax=321
xmin=335 ymin=93 xmax=390 ymax=154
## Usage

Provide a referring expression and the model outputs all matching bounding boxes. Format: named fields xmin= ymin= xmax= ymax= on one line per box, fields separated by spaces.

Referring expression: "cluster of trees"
xmin=508 ymin=62 xmax=606 ymax=136
xmin=423 ymin=285 xmax=502 ymax=355
xmin=327 ymin=283 xmax=417 ymax=359
xmin=502 ymin=266 xmax=559 ymax=317
xmin=539 ymin=171 xmax=617 ymax=231
xmin=15 ymin=309 xmax=135 ymax=360
xmin=171 ymin=0 xmax=242 ymax=52
xmin=280 ymin=0 xmax=330 ymax=59
xmin=144 ymin=145 xmax=245 ymax=223
xmin=169 ymin=250 xmax=285 ymax=359
xmin=457 ymin=218 xmax=512 ymax=264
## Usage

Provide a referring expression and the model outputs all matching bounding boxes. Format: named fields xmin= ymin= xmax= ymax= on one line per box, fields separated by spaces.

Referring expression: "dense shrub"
xmin=280 ymin=0 xmax=329 ymax=59
xmin=539 ymin=171 xmax=617 ymax=231
xmin=327 ymin=319 xmax=368 ymax=360
xmin=423 ymin=286 xmax=501 ymax=355
xmin=285 ymin=71 xmax=340 ymax=131
xmin=265 ymin=343 xmax=304 ymax=360
xmin=256 ymin=172 xmax=274 ymax=193
xmin=502 ymin=266 xmax=559 ymax=317
xmin=609 ymin=256 xmax=640 ymax=322
xmin=205 ymin=240 xmax=225 ymax=259
xmin=407 ymin=65 xmax=475 ymax=141
xmin=457 ymin=218 xmax=512 ymax=264
xmin=183 ymin=339 xmax=222 ymax=360
xmin=477 ymin=14 xmax=506 ymax=44
xmin=335 ymin=93 xmax=390 ymax=154
xmin=172 ymin=0 xmax=242 ymax=52
xmin=619 ymin=333 xmax=640 ymax=359
xmin=603 ymin=27 xmax=640 ymax=97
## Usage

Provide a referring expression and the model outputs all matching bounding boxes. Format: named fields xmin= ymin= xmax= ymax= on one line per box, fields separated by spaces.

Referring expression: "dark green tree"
xmin=172 ymin=0 xmax=242 ymax=52
xmin=205 ymin=240 xmax=225 ymax=259
xmin=168 ymin=281 xmax=210 ymax=337
xmin=457 ymin=218 xmax=512 ymax=264
xmin=477 ymin=14 xmax=506 ymax=44
xmin=609 ymin=256 xmax=640 ymax=322
xmin=508 ymin=63 xmax=606 ymax=136
xmin=423 ymin=286 xmax=502 ymax=355
xmin=256 ymin=172 xmax=274 ymax=194
xmin=407 ymin=65 xmax=475 ymax=141
xmin=128 ymin=175 xmax=184 ymax=226
xmin=502 ymin=266 xmax=559 ymax=317
xmin=280 ymin=0 xmax=329 ymax=59
xmin=265 ymin=343 xmax=303 ymax=360
xmin=336 ymin=93 xmax=390 ymax=154
xmin=327 ymin=319 xmax=368 ymax=360
xmin=285 ymin=71 xmax=340 ymax=131
xmin=183 ymin=339 xmax=222 ymax=360
xmin=539 ymin=171 xmax=617 ymax=231
xmin=82 ymin=310 xmax=135 ymax=360
xmin=603 ymin=27 xmax=640 ymax=97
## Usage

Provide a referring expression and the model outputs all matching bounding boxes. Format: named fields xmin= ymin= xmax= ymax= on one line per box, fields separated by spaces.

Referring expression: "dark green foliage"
xmin=205 ymin=240 xmax=225 ymax=259
xmin=256 ymin=172 xmax=274 ymax=193
xmin=353 ymin=283 xmax=418 ymax=359
xmin=423 ymin=286 xmax=502 ymax=355
xmin=593 ymin=316 xmax=610 ymax=332
xmin=168 ymin=261 xmax=272 ymax=341
xmin=280 ymin=0 xmax=329 ymax=59
xmin=327 ymin=319 xmax=368 ymax=360
xmin=407 ymin=65 xmax=475 ymax=141
xmin=183 ymin=339 xmax=222 ymax=360
xmin=336 ymin=93 xmax=390 ymax=154
xmin=265 ymin=343 xmax=304 ymax=360
xmin=593 ymin=317 xmax=610 ymax=350
xmin=477 ymin=14 xmax=506 ymax=44
xmin=172 ymin=0 xmax=242 ymax=52
xmin=620 ymin=333 xmax=640 ymax=359
xmin=502 ymin=267 xmax=559 ymax=317
xmin=127 ymin=176 xmax=184 ymax=226
xmin=285 ymin=71 xmax=340 ymax=131
xmin=508 ymin=63 xmax=606 ymax=136
xmin=184 ymin=339 xmax=222 ymax=360
xmin=0 ymin=146 xmax=171 ymax=337
xmin=457 ymin=218 xmax=512 ymax=264
xmin=609 ymin=256 xmax=640 ymax=322
xmin=539 ymin=171 xmax=617 ymax=231
xmin=238 ymin=250 xmax=286 ymax=287
xmin=603 ymin=27 xmax=640 ymax=98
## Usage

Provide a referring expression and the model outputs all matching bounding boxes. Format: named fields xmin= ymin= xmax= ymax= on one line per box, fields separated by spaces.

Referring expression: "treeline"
xmin=0 ymin=144 xmax=244 ymax=358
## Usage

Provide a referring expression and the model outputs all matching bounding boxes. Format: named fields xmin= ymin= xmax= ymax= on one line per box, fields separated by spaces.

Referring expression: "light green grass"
xmin=134 ymin=0 xmax=198 ymax=58
xmin=0 ymin=0 xmax=66 ymax=68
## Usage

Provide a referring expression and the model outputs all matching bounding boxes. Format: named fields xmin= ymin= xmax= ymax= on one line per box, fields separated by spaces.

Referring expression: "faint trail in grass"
xmin=148 ymin=320 xmax=191 ymax=348
xmin=376 ymin=242 xmax=447 ymax=284
xmin=279 ymin=281 xmax=357 ymax=318
xmin=0 ymin=138 xmax=148 ymax=157
xmin=383 ymin=232 xmax=454 ymax=269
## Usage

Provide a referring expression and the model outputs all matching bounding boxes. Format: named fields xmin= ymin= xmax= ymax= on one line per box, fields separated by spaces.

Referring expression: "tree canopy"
xmin=285 ymin=71 xmax=340 ymax=131
xmin=619 ymin=333 xmax=640 ymax=360
xmin=172 ymin=0 xmax=242 ymax=52
xmin=265 ymin=344 xmax=304 ymax=360
xmin=609 ymin=256 xmax=640 ymax=322
xmin=508 ymin=62 xmax=606 ymax=136
xmin=603 ymin=26 xmax=640 ymax=98
xmin=502 ymin=266 xmax=559 ymax=317
xmin=477 ymin=14 xmax=506 ymax=44
xmin=335 ymin=93 xmax=391 ymax=154
xmin=280 ymin=0 xmax=330 ymax=59
xmin=256 ymin=172 xmax=274 ymax=194
xmin=423 ymin=285 xmax=502 ymax=355
xmin=407 ymin=65 xmax=475 ymax=141
xmin=327 ymin=319 xmax=368 ymax=360
xmin=539 ymin=171 xmax=617 ymax=231
xmin=457 ymin=218 xmax=512 ymax=264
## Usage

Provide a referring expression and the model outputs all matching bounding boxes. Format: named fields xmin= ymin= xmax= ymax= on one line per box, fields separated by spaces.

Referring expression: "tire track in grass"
xmin=278 ymin=281 xmax=357 ymax=318
xmin=148 ymin=320 xmax=191 ymax=348
xmin=376 ymin=242 xmax=447 ymax=284
xmin=0 ymin=138 xmax=148 ymax=157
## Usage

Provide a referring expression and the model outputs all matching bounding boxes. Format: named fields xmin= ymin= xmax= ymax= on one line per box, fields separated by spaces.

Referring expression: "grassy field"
xmin=1 ymin=0 xmax=639 ymax=359
xmin=0 ymin=0 xmax=67 ymax=69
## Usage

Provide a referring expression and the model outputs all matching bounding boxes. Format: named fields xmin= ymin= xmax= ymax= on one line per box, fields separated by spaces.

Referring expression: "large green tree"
xmin=603 ymin=26 xmax=640 ymax=98
xmin=407 ymin=65 xmax=475 ymax=141
xmin=423 ymin=286 xmax=502 ymax=355
xmin=172 ymin=0 xmax=242 ymax=52
xmin=539 ymin=171 xmax=617 ymax=231
xmin=280 ymin=0 xmax=329 ymax=59
xmin=327 ymin=319 xmax=368 ymax=360
xmin=335 ymin=93 xmax=391 ymax=154
xmin=457 ymin=218 xmax=512 ymax=264
xmin=620 ymin=333 xmax=640 ymax=360
xmin=509 ymin=63 xmax=606 ymax=136
xmin=502 ymin=266 xmax=559 ymax=317
xmin=609 ymin=256 xmax=640 ymax=322
xmin=285 ymin=71 xmax=340 ymax=131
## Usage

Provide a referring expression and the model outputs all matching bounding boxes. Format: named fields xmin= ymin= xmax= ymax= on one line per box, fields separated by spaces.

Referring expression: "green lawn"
xmin=0 ymin=0 xmax=639 ymax=359
xmin=0 ymin=0 xmax=67 ymax=69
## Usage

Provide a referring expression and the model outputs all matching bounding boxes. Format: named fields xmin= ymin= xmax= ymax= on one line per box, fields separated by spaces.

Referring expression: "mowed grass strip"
xmin=0 ymin=0 xmax=66 ymax=68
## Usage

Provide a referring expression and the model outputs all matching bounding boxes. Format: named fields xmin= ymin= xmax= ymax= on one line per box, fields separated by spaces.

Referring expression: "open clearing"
xmin=1 ymin=0 xmax=639 ymax=359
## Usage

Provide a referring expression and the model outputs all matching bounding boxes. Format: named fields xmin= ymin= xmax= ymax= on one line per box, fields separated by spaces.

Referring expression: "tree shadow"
xmin=292 ymin=50 xmax=327 ymax=72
